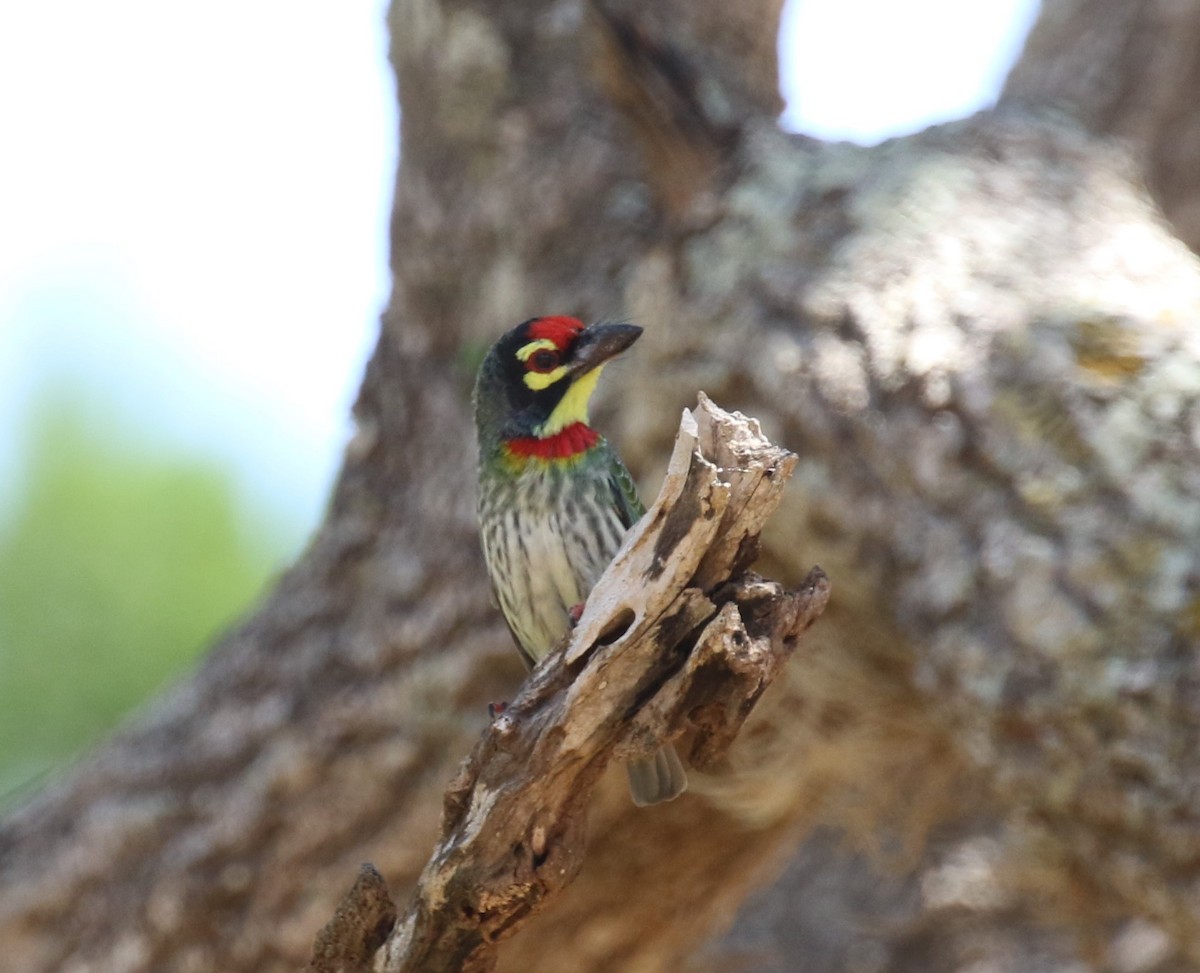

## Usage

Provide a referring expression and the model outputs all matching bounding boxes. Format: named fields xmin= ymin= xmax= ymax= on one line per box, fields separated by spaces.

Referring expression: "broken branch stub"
xmin=319 ymin=397 xmax=829 ymax=973
xmin=308 ymin=864 xmax=399 ymax=973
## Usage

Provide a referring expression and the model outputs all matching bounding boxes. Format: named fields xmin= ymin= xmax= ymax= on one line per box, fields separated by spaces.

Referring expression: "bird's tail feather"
xmin=626 ymin=745 xmax=687 ymax=806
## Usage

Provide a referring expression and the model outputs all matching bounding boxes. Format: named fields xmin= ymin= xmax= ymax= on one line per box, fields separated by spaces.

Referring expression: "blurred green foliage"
xmin=0 ymin=390 xmax=295 ymax=804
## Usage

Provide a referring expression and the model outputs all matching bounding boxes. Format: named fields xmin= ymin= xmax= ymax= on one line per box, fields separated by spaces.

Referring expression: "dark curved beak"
xmin=569 ymin=322 xmax=643 ymax=375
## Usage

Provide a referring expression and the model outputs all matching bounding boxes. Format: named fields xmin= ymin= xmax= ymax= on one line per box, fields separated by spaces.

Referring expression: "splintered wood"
xmin=313 ymin=395 xmax=830 ymax=973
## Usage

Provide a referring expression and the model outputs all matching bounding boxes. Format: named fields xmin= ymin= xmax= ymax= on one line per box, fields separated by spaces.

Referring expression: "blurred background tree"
xmin=14 ymin=2 xmax=1200 ymax=972
xmin=0 ymin=385 xmax=295 ymax=802
xmin=0 ymin=0 xmax=1032 ymax=821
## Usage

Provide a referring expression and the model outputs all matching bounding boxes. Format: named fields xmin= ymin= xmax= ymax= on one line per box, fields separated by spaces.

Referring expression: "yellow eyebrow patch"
xmin=523 ymin=365 xmax=569 ymax=390
xmin=516 ymin=338 xmax=558 ymax=362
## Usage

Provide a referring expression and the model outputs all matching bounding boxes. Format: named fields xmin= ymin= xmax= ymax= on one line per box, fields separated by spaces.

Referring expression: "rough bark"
xmin=1002 ymin=0 xmax=1200 ymax=253
xmin=3 ymin=1 xmax=1200 ymax=972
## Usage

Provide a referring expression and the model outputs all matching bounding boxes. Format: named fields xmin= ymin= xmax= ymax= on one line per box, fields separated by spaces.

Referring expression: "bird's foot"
xmin=488 ymin=701 xmax=509 ymax=718
xmin=568 ymin=602 xmax=585 ymax=626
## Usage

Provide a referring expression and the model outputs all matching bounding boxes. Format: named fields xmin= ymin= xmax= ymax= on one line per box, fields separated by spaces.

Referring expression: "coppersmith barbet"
xmin=473 ymin=315 xmax=687 ymax=806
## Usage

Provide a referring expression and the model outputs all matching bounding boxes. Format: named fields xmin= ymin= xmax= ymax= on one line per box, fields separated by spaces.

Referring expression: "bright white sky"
xmin=0 ymin=0 xmax=1040 ymax=535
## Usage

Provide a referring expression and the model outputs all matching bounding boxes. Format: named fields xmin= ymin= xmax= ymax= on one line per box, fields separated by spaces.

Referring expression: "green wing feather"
xmin=607 ymin=451 xmax=645 ymax=527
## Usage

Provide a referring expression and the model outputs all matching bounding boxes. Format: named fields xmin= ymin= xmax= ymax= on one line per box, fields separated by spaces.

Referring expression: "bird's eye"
xmin=529 ymin=349 xmax=560 ymax=372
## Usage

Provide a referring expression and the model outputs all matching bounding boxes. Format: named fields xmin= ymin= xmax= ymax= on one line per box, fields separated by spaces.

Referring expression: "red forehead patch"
xmin=527 ymin=316 xmax=585 ymax=350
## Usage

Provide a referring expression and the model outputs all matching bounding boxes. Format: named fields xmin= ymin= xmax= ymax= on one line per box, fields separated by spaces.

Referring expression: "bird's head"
xmin=473 ymin=316 xmax=642 ymax=457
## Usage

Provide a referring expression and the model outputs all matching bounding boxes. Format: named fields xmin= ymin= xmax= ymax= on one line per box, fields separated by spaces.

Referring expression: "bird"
xmin=473 ymin=315 xmax=687 ymax=806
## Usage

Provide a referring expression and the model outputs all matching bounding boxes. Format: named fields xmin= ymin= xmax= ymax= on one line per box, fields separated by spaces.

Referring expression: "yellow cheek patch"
xmin=537 ymin=365 xmax=603 ymax=436
xmin=523 ymin=365 xmax=569 ymax=390
xmin=516 ymin=338 xmax=558 ymax=362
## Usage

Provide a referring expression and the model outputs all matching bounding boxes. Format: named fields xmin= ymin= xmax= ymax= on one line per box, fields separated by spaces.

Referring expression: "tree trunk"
xmin=1002 ymin=0 xmax=1200 ymax=253
xmin=4 ymin=1 xmax=1200 ymax=971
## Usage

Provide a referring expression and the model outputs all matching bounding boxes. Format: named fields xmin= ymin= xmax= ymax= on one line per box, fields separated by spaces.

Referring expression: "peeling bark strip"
xmin=312 ymin=398 xmax=828 ymax=973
